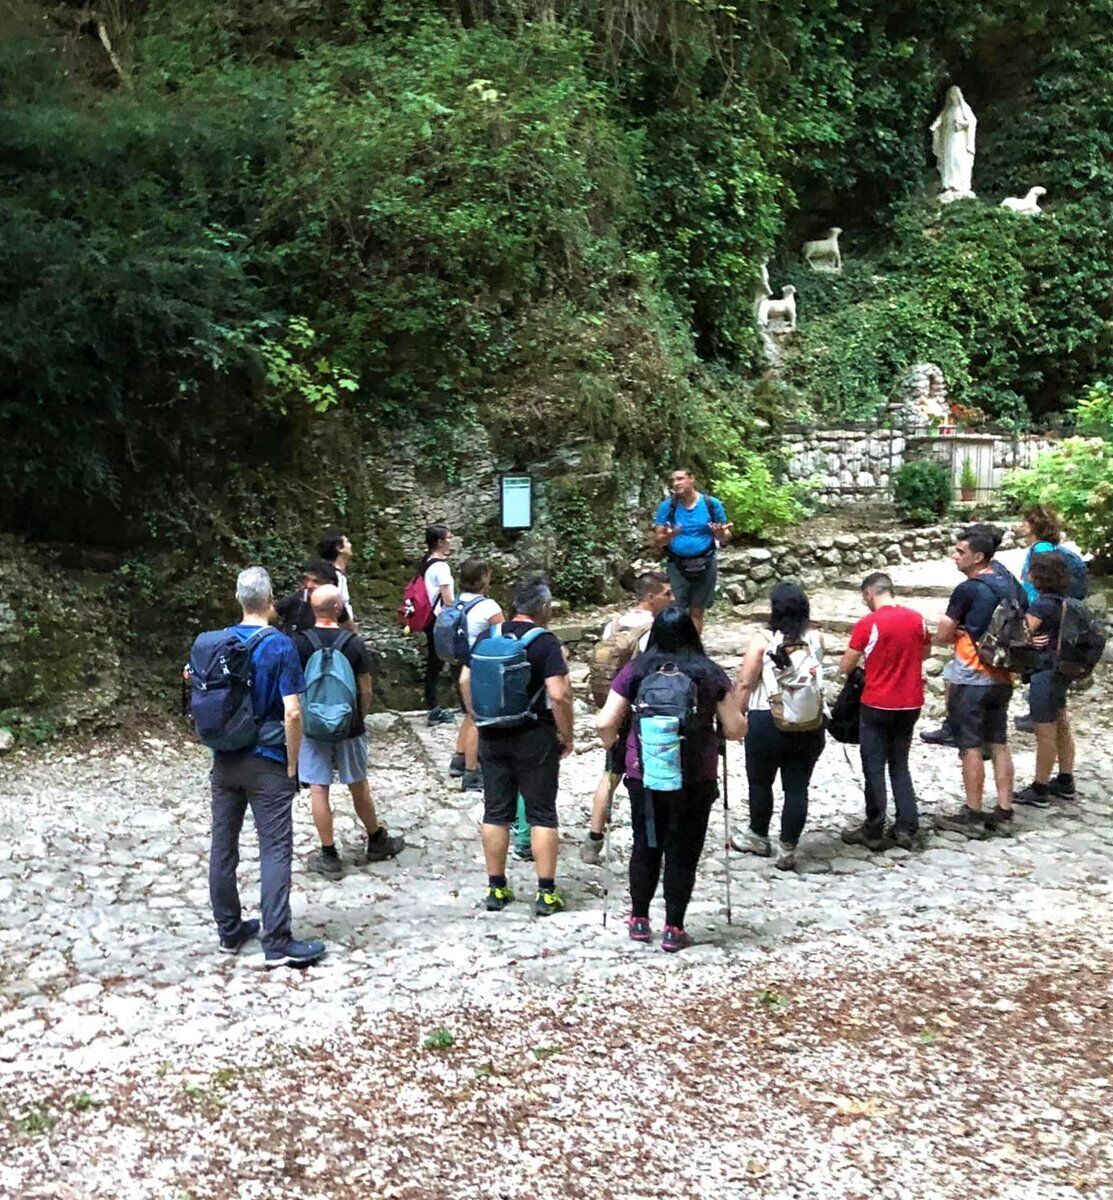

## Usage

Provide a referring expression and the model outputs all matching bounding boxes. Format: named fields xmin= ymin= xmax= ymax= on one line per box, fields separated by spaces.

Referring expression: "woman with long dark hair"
xmin=734 ymin=581 xmax=826 ymax=871
xmin=596 ymin=606 xmax=746 ymax=952
xmin=420 ymin=524 xmax=456 ymax=726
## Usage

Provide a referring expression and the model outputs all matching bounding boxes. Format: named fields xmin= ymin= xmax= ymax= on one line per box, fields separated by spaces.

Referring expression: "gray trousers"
xmin=209 ymin=753 xmax=295 ymax=952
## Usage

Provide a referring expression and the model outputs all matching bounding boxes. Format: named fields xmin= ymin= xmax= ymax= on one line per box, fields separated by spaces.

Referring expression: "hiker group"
xmin=186 ymin=470 xmax=1105 ymax=966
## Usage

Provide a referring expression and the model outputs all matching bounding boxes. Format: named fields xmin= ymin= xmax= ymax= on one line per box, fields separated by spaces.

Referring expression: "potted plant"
xmin=959 ymin=456 xmax=977 ymax=501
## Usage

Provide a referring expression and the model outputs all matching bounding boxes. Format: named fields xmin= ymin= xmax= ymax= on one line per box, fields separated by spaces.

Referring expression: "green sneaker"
xmin=534 ymin=886 xmax=567 ymax=917
xmin=485 ymin=884 xmax=514 ymax=912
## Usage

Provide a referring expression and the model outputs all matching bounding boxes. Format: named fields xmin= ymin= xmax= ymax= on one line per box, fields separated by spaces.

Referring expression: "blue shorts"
xmin=1028 ymin=671 xmax=1069 ymax=725
xmin=298 ymin=734 xmax=368 ymax=786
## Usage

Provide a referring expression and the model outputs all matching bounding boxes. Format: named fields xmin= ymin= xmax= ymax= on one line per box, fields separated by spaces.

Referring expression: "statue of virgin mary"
xmin=930 ymin=86 xmax=977 ymax=201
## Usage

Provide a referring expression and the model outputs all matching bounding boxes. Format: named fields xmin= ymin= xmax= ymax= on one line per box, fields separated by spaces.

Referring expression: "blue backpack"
xmin=470 ymin=627 xmax=548 ymax=728
xmin=1054 ymin=547 xmax=1089 ymax=601
xmin=188 ymin=625 xmax=276 ymax=752
xmin=432 ymin=596 xmax=485 ymax=665
xmin=302 ymin=629 xmax=358 ymax=743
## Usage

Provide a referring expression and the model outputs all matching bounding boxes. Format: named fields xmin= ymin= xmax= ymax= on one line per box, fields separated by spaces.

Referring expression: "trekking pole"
xmin=601 ymin=796 xmax=612 ymax=929
xmin=719 ymin=729 xmax=733 ymax=927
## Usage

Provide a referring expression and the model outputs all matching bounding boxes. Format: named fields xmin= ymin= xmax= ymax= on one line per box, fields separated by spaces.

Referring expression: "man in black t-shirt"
xmin=293 ymin=586 xmax=403 ymax=878
xmin=461 ymin=578 xmax=573 ymax=918
xmin=275 ymin=559 xmax=352 ymax=638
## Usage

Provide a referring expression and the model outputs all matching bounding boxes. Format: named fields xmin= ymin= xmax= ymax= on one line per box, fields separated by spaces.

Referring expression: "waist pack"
xmin=588 ymin=619 xmax=649 ymax=708
xmin=187 ymin=625 xmax=276 ymax=752
xmin=762 ymin=633 xmax=824 ymax=732
xmin=974 ymin=579 xmax=1037 ymax=673
xmin=302 ymin=629 xmax=358 ymax=743
xmin=433 ymin=596 xmax=485 ymax=665
xmin=1056 ymin=598 xmax=1107 ymax=681
xmin=470 ymin=627 xmax=548 ymax=728
xmin=397 ymin=574 xmax=435 ymax=635
xmin=827 ymin=667 xmax=865 ymax=744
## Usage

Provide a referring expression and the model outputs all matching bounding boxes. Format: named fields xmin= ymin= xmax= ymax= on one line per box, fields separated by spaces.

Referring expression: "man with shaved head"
xmin=293 ymin=585 xmax=404 ymax=878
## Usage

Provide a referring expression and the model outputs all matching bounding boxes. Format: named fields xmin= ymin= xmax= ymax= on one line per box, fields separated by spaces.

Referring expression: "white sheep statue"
xmin=802 ymin=227 xmax=842 ymax=271
xmin=1000 ymin=186 xmax=1047 ymax=214
xmin=757 ymin=285 xmax=797 ymax=332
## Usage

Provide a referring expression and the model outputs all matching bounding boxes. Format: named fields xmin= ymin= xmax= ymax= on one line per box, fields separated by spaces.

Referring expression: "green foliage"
xmin=422 ymin=1027 xmax=455 ymax=1051
xmin=548 ymin=490 xmax=611 ymax=605
xmin=711 ymin=451 xmax=807 ymax=538
xmin=1003 ymin=384 xmax=1113 ymax=559
xmin=893 ymin=460 xmax=952 ymax=524
xmin=959 ymin=457 xmax=977 ymax=491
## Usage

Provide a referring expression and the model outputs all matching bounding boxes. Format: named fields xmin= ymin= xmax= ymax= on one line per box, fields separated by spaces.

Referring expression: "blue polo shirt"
xmin=654 ymin=493 xmax=727 ymax=559
xmin=215 ymin=625 xmax=306 ymax=765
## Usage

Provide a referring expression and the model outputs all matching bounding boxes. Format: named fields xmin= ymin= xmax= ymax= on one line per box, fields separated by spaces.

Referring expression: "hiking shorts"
xmin=1029 ymin=670 xmax=1069 ymax=725
xmin=666 ymin=556 xmax=718 ymax=612
xmin=479 ymin=724 xmax=561 ymax=829
xmin=948 ymin=683 xmax=1013 ymax=750
xmin=298 ymin=734 xmax=368 ymax=786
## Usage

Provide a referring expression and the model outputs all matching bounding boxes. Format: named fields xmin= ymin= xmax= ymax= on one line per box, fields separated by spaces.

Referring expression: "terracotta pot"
xmin=939 ymin=423 xmax=956 ymax=436
xmin=960 ymin=486 xmax=976 ymax=501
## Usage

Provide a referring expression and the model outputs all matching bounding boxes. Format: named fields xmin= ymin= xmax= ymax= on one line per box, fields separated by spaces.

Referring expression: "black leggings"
xmin=744 ymin=710 xmax=825 ymax=847
xmin=424 ymin=632 xmax=444 ymax=710
xmin=627 ymin=778 xmax=716 ymax=929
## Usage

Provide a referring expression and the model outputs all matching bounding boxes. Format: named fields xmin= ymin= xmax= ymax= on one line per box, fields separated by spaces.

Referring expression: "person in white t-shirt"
xmin=421 ymin=525 xmax=456 ymax=726
xmin=318 ymin=529 xmax=358 ymax=631
xmin=580 ymin=571 xmax=672 ymax=865
xmin=449 ymin=558 xmax=506 ymax=791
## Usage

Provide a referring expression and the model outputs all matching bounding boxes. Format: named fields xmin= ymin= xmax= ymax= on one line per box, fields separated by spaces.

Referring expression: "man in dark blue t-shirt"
xmin=652 ymin=468 xmax=731 ymax=634
xmin=205 ymin=566 xmax=324 ymax=969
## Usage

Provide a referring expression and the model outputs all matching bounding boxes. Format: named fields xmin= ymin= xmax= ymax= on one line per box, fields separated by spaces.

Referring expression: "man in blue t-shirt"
xmin=652 ymin=468 xmax=732 ymax=633
xmin=205 ymin=566 xmax=325 ymax=969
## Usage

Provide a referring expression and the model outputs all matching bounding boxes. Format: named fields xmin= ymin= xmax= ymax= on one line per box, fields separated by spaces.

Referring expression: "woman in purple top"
xmin=596 ymin=607 xmax=746 ymax=952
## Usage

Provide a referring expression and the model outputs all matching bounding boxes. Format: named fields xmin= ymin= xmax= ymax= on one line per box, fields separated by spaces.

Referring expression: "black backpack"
xmin=632 ymin=663 xmax=699 ymax=848
xmin=187 ymin=626 xmax=276 ymax=752
xmin=1056 ymin=598 xmax=1107 ymax=681
xmin=973 ymin=577 xmax=1038 ymax=674
xmin=827 ymin=667 xmax=864 ymax=744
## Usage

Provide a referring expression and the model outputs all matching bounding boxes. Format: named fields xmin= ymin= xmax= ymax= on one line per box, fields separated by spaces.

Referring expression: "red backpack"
xmin=397 ymin=570 xmax=435 ymax=635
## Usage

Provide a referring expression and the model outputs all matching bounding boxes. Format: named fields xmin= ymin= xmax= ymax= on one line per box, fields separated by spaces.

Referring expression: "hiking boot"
xmin=461 ymin=769 xmax=484 ymax=793
xmin=485 ymin=883 xmax=514 ymax=912
xmin=661 ymin=925 xmax=693 ymax=953
xmin=627 ymin=915 xmax=652 ymax=943
xmin=264 ymin=939 xmax=326 ymax=969
xmin=1014 ymin=783 xmax=1051 ymax=809
xmin=730 ymin=831 xmax=772 ymax=857
xmin=1014 ymin=713 xmax=1035 ymax=734
xmin=448 ymin=752 xmax=466 ymax=778
xmin=892 ymin=826 xmax=916 ymax=851
xmin=1048 ymin=774 xmax=1078 ymax=801
xmin=773 ymin=841 xmax=797 ymax=871
xmin=534 ymin=886 xmax=567 ymax=917
xmin=364 ymin=830 xmax=405 ymax=862
xmin=933 ymin=806 xmax=988 ymax=838
xmin=920 ymin=726 xmax=957 ymax=747
xmin=308 ymin=849 xmax=343 ymax=880
xmin=427 ymin=707 xmax=456 ymax=727
xmin=579 ymin=835 xmax=605 ymax=866
xmin=219 ymin=919 xmax=260 ymax=955
xmin=512 ymin=836 xmax=534 ymax=862
xmin=840 ymin=821 xmax=889 ymax=852
xmin=984 ymin=806 xmax=1014 ymax=832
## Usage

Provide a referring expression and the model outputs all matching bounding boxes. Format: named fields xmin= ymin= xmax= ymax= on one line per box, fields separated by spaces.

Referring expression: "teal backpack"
xmin=302 ymin=630 xmax=358 ymax=742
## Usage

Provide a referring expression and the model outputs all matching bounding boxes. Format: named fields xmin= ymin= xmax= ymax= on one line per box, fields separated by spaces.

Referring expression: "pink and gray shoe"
xmin=661 ymin=925 xmax=693 ymax=953
xmin=626 ymin=916 xmax=652 ymax=943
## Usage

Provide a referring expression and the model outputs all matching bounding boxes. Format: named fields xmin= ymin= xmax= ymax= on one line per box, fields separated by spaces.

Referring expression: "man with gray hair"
xmin=203 ymin=566 xmax=325 ymax=968
xmin=461 ymin=577 xmax=573 ymax=916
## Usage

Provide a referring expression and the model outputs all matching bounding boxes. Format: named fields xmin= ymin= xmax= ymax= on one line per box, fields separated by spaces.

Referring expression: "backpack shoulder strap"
xmin=333 ymin=630 xmax=356 ymax=656
xmin=462 ymin=596 xmax=486 ymax=615
xmin=303 ymin=627 xmax=323 ymax=653
xmin=518 ymin=626 xmax=549 ymax=648
xmin=666 ymin=497 xmax=678 ymax=527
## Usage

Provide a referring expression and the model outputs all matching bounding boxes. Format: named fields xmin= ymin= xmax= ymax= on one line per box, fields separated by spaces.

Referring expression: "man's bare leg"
xmin=588 ymin=771 xmax=620 ymax=835
xmin=348 ymin=779 xmax=380 ymax=837
xmin=990 ymin=744 xmax=1014 ymax=810
xmin=531 ymin=826 xmax=559 ymax=881
xmin=960 ymin=748 xmax=986 ymax=810
xmin=690 ymin=605 xmax=706 ymax=635
xmin=481 ymin=823 xmax=510 ymax=877
xmin=310 ymin=784 xmax=335 ymax=844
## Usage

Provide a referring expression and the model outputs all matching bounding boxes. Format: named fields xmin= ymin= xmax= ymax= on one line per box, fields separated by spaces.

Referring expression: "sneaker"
xmin=840 ymin=821 xmax=889 ymax=852
xmin=219 ymin=918 xmax=260 ymax=955
xmin=448 ymin=752 xmax=466 ymax=778
xmin=534 ymin=887 xmax=567 ymax=917
xmin=730 ymin=831 xmax=772 ymax=857
xmin=264 ymin=938 xmax=326 ymax=969
xmin=920 ymin=726 xmax=957 ymax=747
xmin=579 ymin=835 xmax=604 ymax=866
xmin=773 ymin=841 xmax=797 ymax=871
xmin=627 ymin=915 xmax=652 ymax=942
xmin=1047 ymin=774 xmax=1077 ymax=801
xmin=308 ymin=849 xmax=343 ymax=880
xmin=427 ymin=707 xmax=456 ymax=727
xmin=364 ymin=830 xmax=405 ymax=862
xmin=1014 ymin=783 xmax=1051 ymax=809
xmin=461 ymin=769 xmax=484 ymax=793
xmin=1013 ymin=713 xmax=1036 ymax=734
xmin=984 ymin=806 xmax=1014 ymax=832
xmin=892 ymin=826 xmax=916 ymax=851
xmin=933 ymin=806 xmax=988 ymax=837
xmin=485 ymin=883 xmax=514 ymax=912
xmin=512 ymin=837 xmax=534 ymax=863
xmin=661 ymin=925 xmax=693 ymax=953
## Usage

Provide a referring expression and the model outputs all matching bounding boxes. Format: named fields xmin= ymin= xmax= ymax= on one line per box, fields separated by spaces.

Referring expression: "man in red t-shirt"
xmin=839 ymin=572 xmax=931 ymax=851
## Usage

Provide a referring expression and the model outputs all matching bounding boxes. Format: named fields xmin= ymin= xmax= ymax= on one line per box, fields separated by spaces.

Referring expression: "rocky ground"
xmin=1 ymin=554 xmax=1111 ymax=1200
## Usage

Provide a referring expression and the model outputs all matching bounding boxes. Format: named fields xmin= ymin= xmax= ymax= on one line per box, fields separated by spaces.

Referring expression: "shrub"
xmin=712 ymin=451 xmax=807 ymax=539
xmin=893 ymin=460 xmax=951 ymax=524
